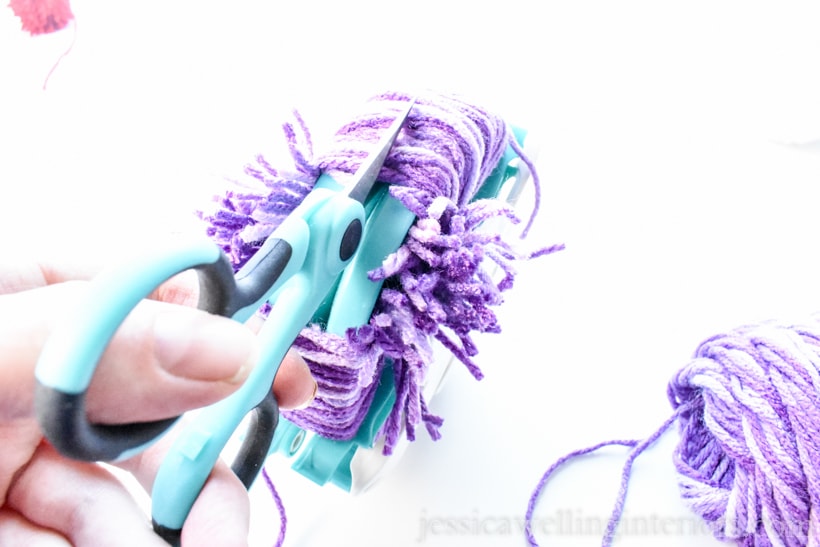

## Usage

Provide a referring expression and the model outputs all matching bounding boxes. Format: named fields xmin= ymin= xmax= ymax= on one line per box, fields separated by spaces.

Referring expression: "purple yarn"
xmin=261 ymin=467 xmax=287 ymax=547
xmin=526 ymin=316 xmax=820 ymax=546
xmin=669 ymin=320 xmax=820 ymax=546
xmin=199 ymin=90 xmax=559 ymax=454
xmin=524 ymin=414 xmax=680 ymax=547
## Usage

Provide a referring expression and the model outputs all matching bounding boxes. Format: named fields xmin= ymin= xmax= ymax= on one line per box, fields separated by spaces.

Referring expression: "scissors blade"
xmin=344 ymin=98 xmax=416 ymax=204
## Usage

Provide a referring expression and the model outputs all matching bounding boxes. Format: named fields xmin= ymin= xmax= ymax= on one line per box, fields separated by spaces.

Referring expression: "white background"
xmin=3 ymin=1 xmax=820 ymax=546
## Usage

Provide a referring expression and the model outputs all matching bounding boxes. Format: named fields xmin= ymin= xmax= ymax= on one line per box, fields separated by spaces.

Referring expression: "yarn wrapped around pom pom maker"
xmin=264 ymin=123 xmax=540 ymax=495
xmin=192 ymin=91 xmax=559 ymax=504
xmin=196 ymin=92 xmax=557 ymax=502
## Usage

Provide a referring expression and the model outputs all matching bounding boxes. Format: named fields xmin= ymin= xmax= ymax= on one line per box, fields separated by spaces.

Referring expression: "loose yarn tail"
xmin=524 ymin=413 xmax=680 ymax=547
xmin=261 ymin=467 xmax=287 ymax=547
xmin=527 ymin=315 xmax=820 ymax=547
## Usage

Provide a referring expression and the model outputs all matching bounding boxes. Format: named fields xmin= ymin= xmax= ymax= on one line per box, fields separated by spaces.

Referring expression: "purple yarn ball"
xmin=669 ymin=318 xmax=820 ymax=546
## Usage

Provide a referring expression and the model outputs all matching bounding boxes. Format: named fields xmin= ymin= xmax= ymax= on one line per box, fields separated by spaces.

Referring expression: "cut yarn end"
xmin=526 ymin=314 xmax=820 ymax=547
xmin=199 ymin=90 xmax=561 ymax=458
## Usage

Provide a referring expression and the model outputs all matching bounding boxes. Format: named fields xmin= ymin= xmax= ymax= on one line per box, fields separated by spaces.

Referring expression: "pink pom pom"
xmin=9 ymin=0 xmax=74 ymax=36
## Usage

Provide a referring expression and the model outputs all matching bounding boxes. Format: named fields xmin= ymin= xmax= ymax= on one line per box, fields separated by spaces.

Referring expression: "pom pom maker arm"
xmin=33 ymin=99 xmax=416 ymax=545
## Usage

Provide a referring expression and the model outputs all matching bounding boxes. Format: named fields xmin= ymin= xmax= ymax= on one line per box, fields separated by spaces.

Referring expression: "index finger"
xmin=0 ymin=246 xmax=199 ymax=306
xmin=0 ymin=256 xmax=102 ymax=295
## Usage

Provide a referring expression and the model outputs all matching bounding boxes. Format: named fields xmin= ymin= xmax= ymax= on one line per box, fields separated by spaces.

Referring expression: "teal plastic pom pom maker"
xmin=33 ymin=99 xmax=417 ymax=545
xmin=267 ymin=125 xmax=537 ymax=494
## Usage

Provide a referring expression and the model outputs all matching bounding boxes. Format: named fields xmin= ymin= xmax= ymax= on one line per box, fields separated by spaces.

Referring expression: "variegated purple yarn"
xmin=668 ymin=319 xmax=820 ymax=546
xmin=526 ymin=315 xmax=820 ymax=547
xmin=200 ymin=91 xmax=559 ymax=454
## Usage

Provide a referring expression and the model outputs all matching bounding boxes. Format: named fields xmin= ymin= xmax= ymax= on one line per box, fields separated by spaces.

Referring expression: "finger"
xmin=84 ymin=305 xmax=317 ymax=420
xmin=0 ymin=508 xmax=71 ymax=546
xmin=0 ymin=250 xmax=199 ymax=307
xmin=0 ymin=420 xmax=42 ymax=506
xmin=181 ymin=462 xmax=250 ymax=547
xmin=0 ymin=239 xmax=197 ymax=294
xmin=245 ymin=315 xmax=317 ymax=410
xmin=274 ymin=349 xmax=317 ymax=410
xmin=147 ymin=269 xmax=200 ymax=307
xmin=0 ymin=282 xmax=257 ymax=423
xmin=155 ymin=458 xmax=253 ymax=547
xmin=6 ymin=444 xmax=168 ymax=547
xmin=118 ymin=434 xmax=250 ymax=547
xmin=245 ymin=314 xmax=266 ymax=334
xmin=3 ymin=282 xmax=314 ymax=425
xmin=0 ymin=256 xmax=102 ymax=295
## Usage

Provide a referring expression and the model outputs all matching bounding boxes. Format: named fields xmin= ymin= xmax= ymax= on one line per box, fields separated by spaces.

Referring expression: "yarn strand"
xmin=261 ymin=467 xmax=287 ymax=547
xmin=508 ymin=136 xmax=541 ymax=238
xmin=524 ymin=411 xmax=680 ymax=547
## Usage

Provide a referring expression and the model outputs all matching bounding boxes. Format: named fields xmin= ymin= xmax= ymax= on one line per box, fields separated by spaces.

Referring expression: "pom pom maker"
xmin=268 ymin=125 xmax=539 ymax=494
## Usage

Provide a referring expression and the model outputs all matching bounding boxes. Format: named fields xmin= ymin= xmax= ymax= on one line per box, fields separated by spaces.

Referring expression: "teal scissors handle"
xmin=149 ymin=186 xmax=368 ymax=541
xmin=33 ymin=218 xmax=306 ymax=464
xmin=34 ymin=98 xmax=415 ymax=545
xmin=32 ymin=189 xmax=365 ymax=545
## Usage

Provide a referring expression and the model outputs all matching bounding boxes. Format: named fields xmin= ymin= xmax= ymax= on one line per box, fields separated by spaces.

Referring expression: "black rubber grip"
xmin=32 ymin=247 xmax=281 ymax=463
xmin=34 ymin=383 xmax=178 ymax=461
xmin=231 ymin=389 xmax=279 ymax=489
xmin=197 ymin=238 xmax=293 ymax=318
xmin=151 ymin=521 xmax=181 ymax=547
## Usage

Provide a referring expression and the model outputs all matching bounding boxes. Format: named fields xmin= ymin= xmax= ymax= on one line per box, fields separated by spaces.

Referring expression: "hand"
xmin=0 ymin=256 xmax=316 ymax=546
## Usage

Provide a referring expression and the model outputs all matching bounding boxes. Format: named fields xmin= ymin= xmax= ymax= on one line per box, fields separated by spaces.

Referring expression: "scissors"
xmin=33 ymin=98 xmax=416 ymax=544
